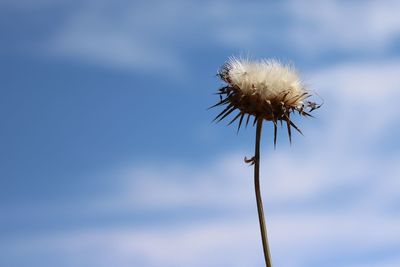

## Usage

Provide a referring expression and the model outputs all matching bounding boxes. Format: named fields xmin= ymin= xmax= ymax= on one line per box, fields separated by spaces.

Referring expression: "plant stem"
xmin=254 ymin=119 xmax=273 ymax=267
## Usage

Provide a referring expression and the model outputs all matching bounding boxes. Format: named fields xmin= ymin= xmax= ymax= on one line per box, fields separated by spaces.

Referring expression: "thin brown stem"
xmin=254 ymin=118 xmax=273 ymax=267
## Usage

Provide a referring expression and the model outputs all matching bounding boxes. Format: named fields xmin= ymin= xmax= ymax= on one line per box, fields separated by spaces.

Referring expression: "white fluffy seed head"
xmin=220 ymin=57 xmax=307 ymax=105
xmin=212 ymin=56 xmax=321 ymax=144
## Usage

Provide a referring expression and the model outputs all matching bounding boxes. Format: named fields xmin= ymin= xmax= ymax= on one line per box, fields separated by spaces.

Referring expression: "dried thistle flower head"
xmin=211 ymin=57 xmax=321 ymax=146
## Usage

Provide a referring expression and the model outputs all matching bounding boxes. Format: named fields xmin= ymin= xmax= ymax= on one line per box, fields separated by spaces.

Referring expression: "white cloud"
xmin=310 ymin=59 xmax=400 ymax=150
xmin=45 ymin=0 xmax=400 ymax=75
xmin=3 ymin=211 xmax=400 ymax=267
xmin=47 ymin=0 xmax=186 ymax=75
xmin=343 ymin=259 xmax=400 ymax=267
xmin=287 ymin=0 xmax=400 ymax=55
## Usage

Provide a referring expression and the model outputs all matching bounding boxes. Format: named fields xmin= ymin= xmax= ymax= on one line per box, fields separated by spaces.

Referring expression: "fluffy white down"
xmin=226 ymin=57 xmax=306 ymax=102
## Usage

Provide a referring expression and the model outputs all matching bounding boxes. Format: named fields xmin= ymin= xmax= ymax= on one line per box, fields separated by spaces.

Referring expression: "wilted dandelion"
xmin=210 ymin=56 xmax=321 ymax=267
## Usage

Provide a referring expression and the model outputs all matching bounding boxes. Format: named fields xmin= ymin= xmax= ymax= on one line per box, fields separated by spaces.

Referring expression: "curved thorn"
xmin=273 ymin=121 xmax=277 ymax=149
xmin=237 ymin=113 xmax=245 ymax=133
xmin=207 ymin=97 xmax=230 ymax=110
xmin=287 ymin=92 xmax=308 ymax=103
xmin=284 ymin=113 xmax=303 ymax=135
xmin=228 ymin=112 xmax=242 ymax=126
xmin=245 ymin=114 xmax=251 ymax=128
xmin=216 ymin=106 xmax=236 ymax=123
xmin=286 ymin=118 xmax=292 ymax=145
xmin=244 ymin=156 xmax=255 ymax=165
xmin=253 ymin=116 xmax=259 ymax=126
xmin=281 ymin=91 xmax=290 ymax=101
xmin=301 ymin=111 xmax=314 ymax=118
xmin=290 ymin=120 xmax=303 ymax=135
xmin=212 ymin=103 xmax=233 ymax=122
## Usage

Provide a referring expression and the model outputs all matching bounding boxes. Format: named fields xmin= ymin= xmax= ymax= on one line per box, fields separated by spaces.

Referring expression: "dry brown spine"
xmin=211 ymin=84 xmax=321 ymax=146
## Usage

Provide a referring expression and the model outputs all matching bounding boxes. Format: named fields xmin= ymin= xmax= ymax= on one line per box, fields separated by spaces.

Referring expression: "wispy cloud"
xmin=288 ymin=0 xmax=400 ymax=55
xmin=44 ymin=0 xmax=400 ymax=75
xmin=47 ymin=0 xmax=187 ymax=74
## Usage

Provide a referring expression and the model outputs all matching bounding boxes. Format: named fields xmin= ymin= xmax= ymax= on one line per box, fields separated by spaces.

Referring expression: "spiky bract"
xmin=211 ymin=57 xmax=320 ymax=146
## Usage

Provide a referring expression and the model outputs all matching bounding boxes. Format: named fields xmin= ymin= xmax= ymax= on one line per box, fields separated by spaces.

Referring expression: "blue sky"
xmin=1 ymin=0 xmax=400 ymax=266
